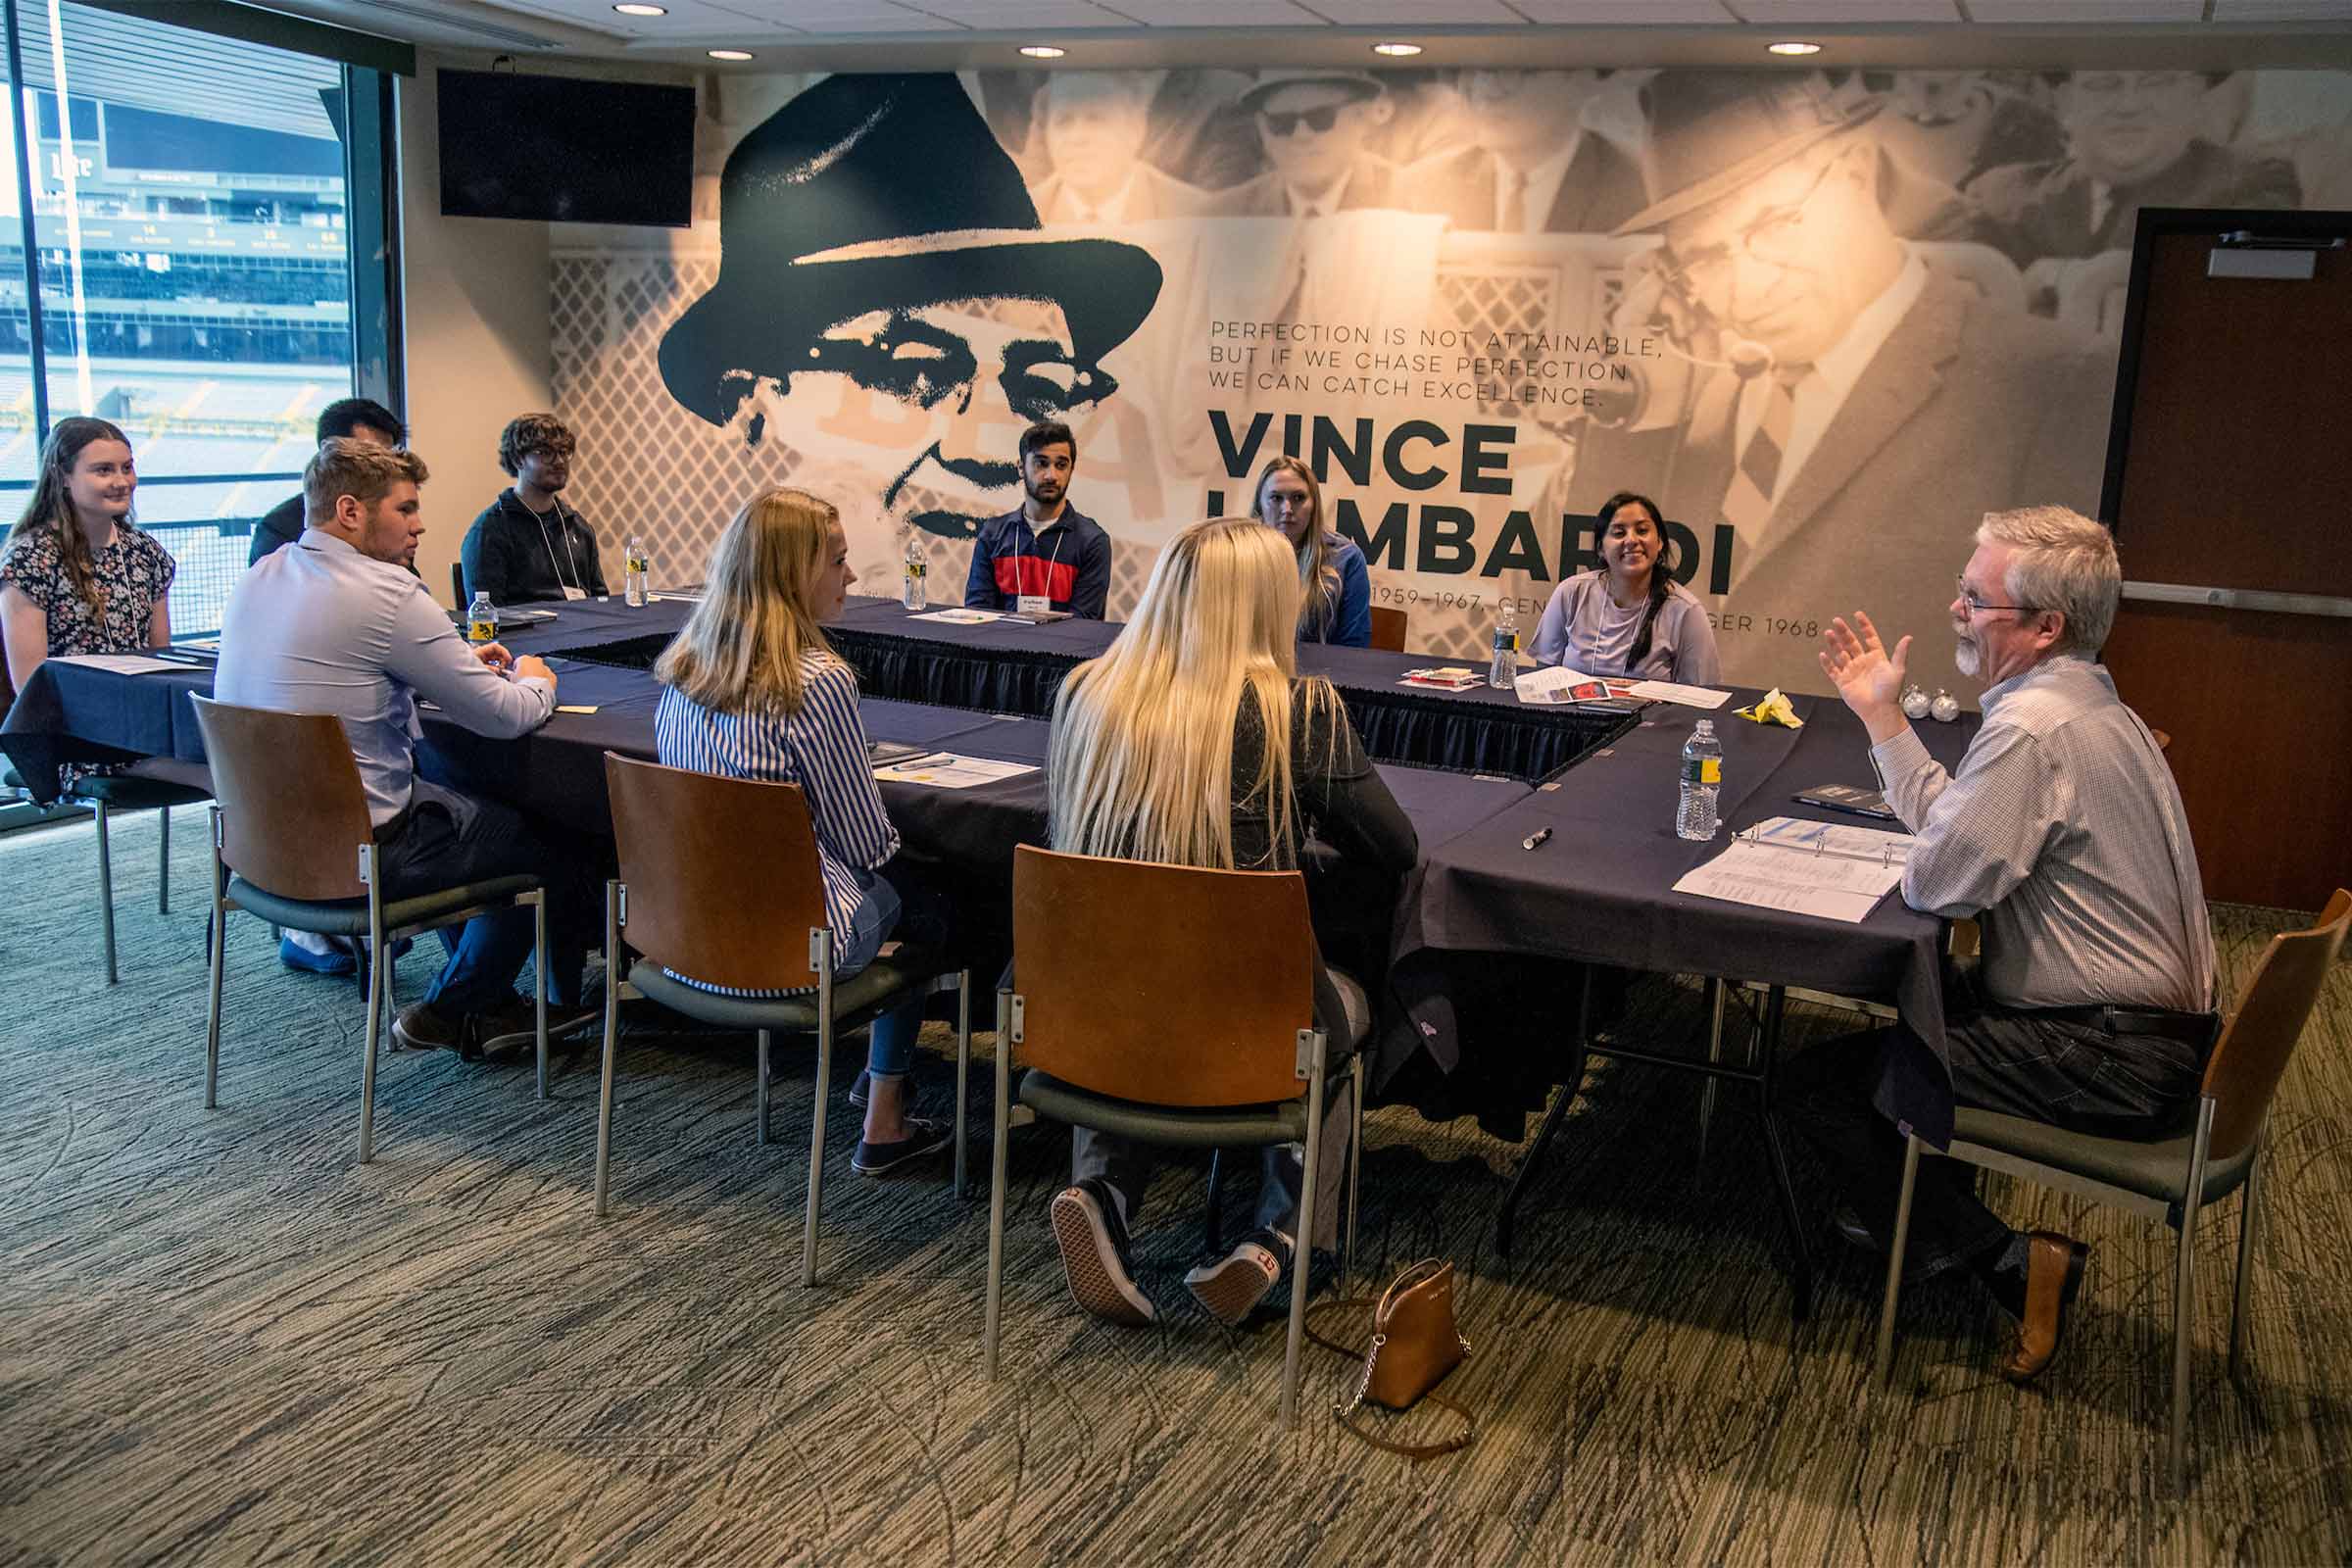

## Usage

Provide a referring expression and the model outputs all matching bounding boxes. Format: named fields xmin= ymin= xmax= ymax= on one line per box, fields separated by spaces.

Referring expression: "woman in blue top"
xmin=652 ymin=487 xmax=951 ymax=1177
xmin=1250 ymin=456 xmax=1370 ymax=648
xmin=1532 ymin=491 xmax=1721 ymax=685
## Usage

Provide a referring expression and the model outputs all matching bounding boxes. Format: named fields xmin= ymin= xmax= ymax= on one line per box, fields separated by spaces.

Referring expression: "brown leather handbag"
xmin=1305 ymin=1257 xmax=1476 ymax=1461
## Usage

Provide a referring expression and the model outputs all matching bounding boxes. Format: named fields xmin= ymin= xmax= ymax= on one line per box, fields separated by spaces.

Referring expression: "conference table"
xmin=1 ymin=591 xmax=1976 ymax=1316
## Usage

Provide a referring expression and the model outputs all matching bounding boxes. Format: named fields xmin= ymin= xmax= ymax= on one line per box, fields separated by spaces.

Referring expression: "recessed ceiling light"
xmin=1371 ymin=42 xmax=1422 ymax=57
xmin=1019 ymin=44 xmax=1066 ymax=59
xmin=612 ymin=4 xmax=666 ymax=15
xmin=707 ymin=48 xmax=754 ymax=60
xmin=1767 ymin=41 xmax=1822 ymax=56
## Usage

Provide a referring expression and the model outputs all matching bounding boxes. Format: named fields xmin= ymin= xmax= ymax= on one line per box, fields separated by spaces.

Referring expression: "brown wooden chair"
xmin=192 ymin=696 xmax=551 ymax=1163
xmin=1367 ymin=605 xmax=1407 ymax=653
xmin=2 ymin=648 xmax=210 ymax=983
xmin=593 ymin=754 xmax=972 ymax=1286
xmin=1875 ymin=889 xmax=2352 ymax=1494
xmin=982 ymin=845 xmax=1365 ymax=1427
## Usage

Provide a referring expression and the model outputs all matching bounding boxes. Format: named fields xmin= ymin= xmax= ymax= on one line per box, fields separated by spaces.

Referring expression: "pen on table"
xmin=1522 ymin=827 xmax=1552 ymax=852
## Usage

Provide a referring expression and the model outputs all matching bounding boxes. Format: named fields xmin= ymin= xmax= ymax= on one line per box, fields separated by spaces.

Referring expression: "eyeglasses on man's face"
xmin=1954 ymin=574 xmax=2036 ymax=616
xmin=1653 ymin=161 xmax=1837 ymax=303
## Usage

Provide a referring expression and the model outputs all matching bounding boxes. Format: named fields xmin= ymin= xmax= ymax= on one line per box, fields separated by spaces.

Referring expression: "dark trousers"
xmin=1781 ymin=978 xmax=2211 ymax=1276
xmin=1069 ymin=964 xmax=1360 ymax=1254
xmin=374 ymin=780 xmax=599 ymax=1014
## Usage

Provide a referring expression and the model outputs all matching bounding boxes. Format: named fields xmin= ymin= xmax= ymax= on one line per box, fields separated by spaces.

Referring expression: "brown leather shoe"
xmin=1999 ymin=1232 xmax=2089 ymax=1383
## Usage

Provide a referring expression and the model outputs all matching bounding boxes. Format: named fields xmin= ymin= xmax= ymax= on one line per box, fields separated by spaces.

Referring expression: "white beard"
xmin=1953 ymin=632 xmax=1982 ymax=679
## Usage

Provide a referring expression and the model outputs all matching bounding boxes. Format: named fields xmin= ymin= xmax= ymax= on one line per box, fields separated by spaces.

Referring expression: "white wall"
xmin=397 ymin=56 xmax=554 ymax=608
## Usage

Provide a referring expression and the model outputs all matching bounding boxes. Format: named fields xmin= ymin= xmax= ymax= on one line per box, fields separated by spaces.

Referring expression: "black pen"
xmin=1522 ymin=827 xmax=1553 ymax=852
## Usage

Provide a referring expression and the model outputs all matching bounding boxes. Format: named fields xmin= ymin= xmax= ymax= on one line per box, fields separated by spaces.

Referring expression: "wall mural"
xmin=551 ymin=65 xmax=2352 ymax=693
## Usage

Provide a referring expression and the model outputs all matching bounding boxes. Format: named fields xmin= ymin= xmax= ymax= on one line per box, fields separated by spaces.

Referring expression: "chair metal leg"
xmin=95 ymin=800 xmax=118 ymax=985
xmin=1697 ymin=977 xmax=1726 ymax=1162
xmin=983 ymin=989 xmax=1013 ymax=1379
xmin=1875 ymin=1135 xmax=1922 ymax=1385
xmin=1281 ymin=1034 xmax=1329 ymax=1430
xmin=157 ymin=806 xmax=170 ymax=915
xmin=757 ymin=1030 xmax=773 ymax=1147
xmin=357 ymin=903 xmax=385 ymax=1165
xmin=954 ymin=972 xmax=972 ymax=1200
xmin=1204 ymin=1151 xmax=1225 ymax=1253
xmin=801 ymin=939 xmax=835 ymax=1289
xmin=203 ymin=812 xmax=226 ymax=1110
xmin=2230 ymin=1135 xmax=2263 ymax=1385
xmin=532 ymin=894 xmax=549 ymax=1102
xmin=593 ymin=884 xmax=622 ymax=1217
xmin=1346 ymin=1063 xmax=1364 ymax=1291
xmin=2172 ymin=1098 xmax=2217 ymax=1496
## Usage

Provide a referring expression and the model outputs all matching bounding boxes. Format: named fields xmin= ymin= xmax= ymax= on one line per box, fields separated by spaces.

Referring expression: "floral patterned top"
xmin=1 ymin=521 xmax=175 ymax=792
xmin=0 ymin=521 xmax=176 ymax=657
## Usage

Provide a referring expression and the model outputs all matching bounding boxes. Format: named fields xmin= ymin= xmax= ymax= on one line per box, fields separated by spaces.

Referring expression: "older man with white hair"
xmin=1791 ymin=505 xmax=2216 ymax=1383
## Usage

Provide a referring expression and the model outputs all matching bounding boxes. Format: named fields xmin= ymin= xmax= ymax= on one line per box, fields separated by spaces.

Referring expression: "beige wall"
xmin=397 ymin=57 xmax=554 ymax=609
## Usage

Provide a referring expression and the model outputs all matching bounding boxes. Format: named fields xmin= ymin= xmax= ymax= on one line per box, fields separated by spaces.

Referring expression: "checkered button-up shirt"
xmin=1871 ymin=655 xmax=2214 ymax=1013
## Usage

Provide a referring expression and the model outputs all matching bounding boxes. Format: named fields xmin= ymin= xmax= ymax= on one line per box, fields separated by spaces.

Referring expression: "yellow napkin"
xmin=1735 ymin=688 xmax=1804 ymax=728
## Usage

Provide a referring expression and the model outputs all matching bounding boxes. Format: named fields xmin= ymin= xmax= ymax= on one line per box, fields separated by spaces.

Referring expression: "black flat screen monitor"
xmin=437 ymin=69 xmax=694 ymax=227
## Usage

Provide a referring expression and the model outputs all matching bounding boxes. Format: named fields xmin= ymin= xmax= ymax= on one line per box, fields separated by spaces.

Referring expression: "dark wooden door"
xmin=2100 ymin=213 xmax=2352 ymax=912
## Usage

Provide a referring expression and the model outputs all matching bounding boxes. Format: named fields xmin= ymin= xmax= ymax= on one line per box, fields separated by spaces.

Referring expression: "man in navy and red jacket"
xmin=962 ymin=420 xmax=1111 ymax=619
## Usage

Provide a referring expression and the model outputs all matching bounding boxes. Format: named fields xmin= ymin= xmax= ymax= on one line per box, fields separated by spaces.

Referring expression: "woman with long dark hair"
xmin=1 ymin=417 xmax=172 ymax=696
xmin=1530 ymin=491 xmax=1720 ymax=684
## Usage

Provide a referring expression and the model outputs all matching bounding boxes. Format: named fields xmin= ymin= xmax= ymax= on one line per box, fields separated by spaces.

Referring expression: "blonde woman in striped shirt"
xmin=654 ymin=488 xmax=951 ymax=1177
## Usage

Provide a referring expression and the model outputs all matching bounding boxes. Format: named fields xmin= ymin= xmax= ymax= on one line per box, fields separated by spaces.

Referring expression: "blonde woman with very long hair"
xmin=1043 ymin=516 xmax=1418 ymax=1328
xmin=654 ymin=488 xmax=952 ymax=1177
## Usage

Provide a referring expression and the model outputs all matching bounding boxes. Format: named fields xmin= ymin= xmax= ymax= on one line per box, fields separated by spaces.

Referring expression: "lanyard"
xmin=1024 ymin=516 xmax=1068 ymax=603
xmin=514 ymin=493 xmax=581 ymax=593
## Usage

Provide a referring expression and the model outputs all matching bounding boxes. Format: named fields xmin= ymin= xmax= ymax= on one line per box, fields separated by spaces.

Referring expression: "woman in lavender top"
xmin=1531 ymin=491 xmax=1721 ymax=685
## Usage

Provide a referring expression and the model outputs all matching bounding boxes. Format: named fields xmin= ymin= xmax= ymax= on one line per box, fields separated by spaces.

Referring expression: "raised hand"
xmin=1818 ymin=612 xmax=1912 ymax=736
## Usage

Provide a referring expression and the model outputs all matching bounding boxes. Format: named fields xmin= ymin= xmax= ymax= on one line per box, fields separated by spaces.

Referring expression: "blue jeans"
xmin=840 ymin=866 xmax=950 ymax=1081
xmin=373 ymin=780 xmax=595 ymax=1013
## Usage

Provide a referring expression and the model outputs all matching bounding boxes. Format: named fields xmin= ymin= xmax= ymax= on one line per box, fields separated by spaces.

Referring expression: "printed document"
xmin=908 ymin=608 xmax=1004 ymax=625
xmin=1673 ymin=816 xmax=1916 ymax=923
xmin=871 ymin=753 xmax=1037 ymax=789
xmin=54 ymin=653 xmax=185 ymax=675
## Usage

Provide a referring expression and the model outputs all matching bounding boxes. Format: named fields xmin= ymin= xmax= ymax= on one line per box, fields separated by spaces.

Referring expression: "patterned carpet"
xmin=1 ymin=808 xmax=2347 ymax=1566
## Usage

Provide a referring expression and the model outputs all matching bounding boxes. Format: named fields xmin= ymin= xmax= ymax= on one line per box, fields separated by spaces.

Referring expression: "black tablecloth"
xmin=1384 ymin=693 xmax=1977 ymax=1147
xmin=0 ymin=628 xmax=1968 ymax=1141
xmin=538 ymin=595 xmax=1631 ymax=785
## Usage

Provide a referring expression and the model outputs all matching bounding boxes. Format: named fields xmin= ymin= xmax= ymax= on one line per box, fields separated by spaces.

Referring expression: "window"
xmin=1 ymin=2 xmax=362 ymax=636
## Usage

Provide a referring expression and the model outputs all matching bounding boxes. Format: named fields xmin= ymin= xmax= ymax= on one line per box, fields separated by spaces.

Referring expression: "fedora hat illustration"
xmin=1613 ymin=73 xmax=1882 ymax=236
xmin=661 ymin=74 xmax=1164 ymax=425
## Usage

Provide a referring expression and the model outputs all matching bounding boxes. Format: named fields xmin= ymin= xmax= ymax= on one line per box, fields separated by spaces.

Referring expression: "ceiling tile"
xmin=2208 ymin=0 xmax=2352 ymax=17
xmin=1965 ymin=0 xmax=2205 ymax=18
xmin=1729 ymin=0 xmax=1959 ymax=18
xmin=1102 ymin=0 xmax=1324 ymax=21
xmin=1294 ymin=0 xmax=1533 ymax=22
xmin=1509 ymin=1 xmax=1739 ymax=19
xmin=490 ymin=0 xmax=797 ymax=32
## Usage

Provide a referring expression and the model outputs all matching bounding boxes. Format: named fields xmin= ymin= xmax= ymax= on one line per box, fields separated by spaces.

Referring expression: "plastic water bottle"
xmin=466 ymin=590 xmax=498 ymax=648
xmin=624 ymin=535 xmax=649 ymax=607
xmin=1487 ymin=600 xmax=1520 ymax=689
xmin=902 ymin=534 xmax=928 ymax=611
xmin=1678 ymin=719 xmax=1722 ymax=841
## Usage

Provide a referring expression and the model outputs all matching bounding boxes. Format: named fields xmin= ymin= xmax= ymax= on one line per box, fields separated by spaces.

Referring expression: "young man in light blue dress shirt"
xmin=217 ymin=439 xmax=600 ymax=1057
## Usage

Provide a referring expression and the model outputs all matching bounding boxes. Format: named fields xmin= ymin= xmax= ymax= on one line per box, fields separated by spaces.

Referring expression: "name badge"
xmin=562 ymin=586 xmax=587 ymax=601
xmin=1015 ymin=594 xmax=1052 ymax=615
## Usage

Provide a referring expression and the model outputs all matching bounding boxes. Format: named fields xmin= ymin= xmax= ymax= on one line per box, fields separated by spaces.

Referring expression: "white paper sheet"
xmin=53 ymin=653 xmax=184 ymax=675
xmin=908 ymin=608 xmax=1004 ymax=625
xmin=1672 ymin=816 xmax=1916 ymax=923
xmin=871 ymin=754 xmax=1038 ymax=789
xmin=1629 ymin=679 xmax=1733 ymax=709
